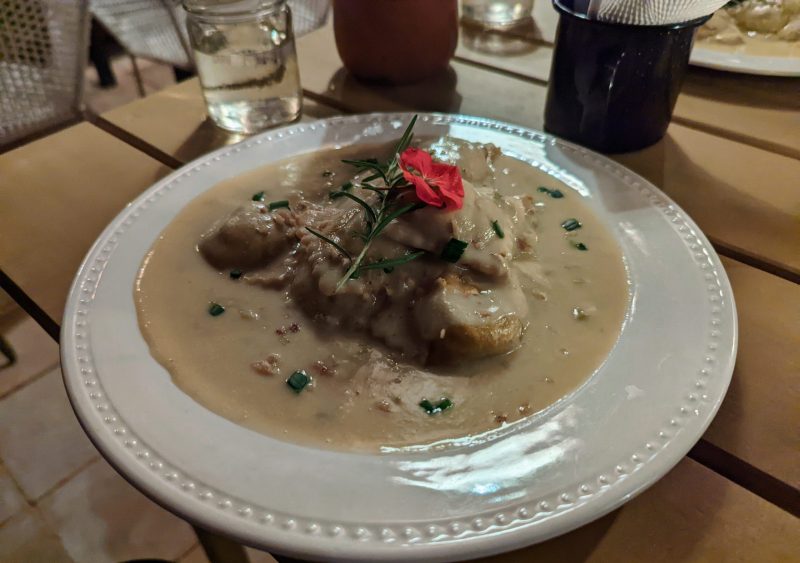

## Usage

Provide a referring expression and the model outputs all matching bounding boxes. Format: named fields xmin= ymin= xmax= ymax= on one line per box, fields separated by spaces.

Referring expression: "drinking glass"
xmin=184 ymin=0 xmax=302 ymax=134
xmin=461 ymin=0 xmax=535 ymax=28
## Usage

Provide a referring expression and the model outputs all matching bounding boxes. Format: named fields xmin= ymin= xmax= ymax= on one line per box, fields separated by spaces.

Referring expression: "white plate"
xmin=691 ymin=44 xmax=800 ymax=76
xmin=61 ymin=113 xmax=737 ymax=562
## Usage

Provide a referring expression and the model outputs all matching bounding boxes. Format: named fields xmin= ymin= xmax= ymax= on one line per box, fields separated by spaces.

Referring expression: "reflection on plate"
xmin=61 ymin=113 xmax=736 ymax=562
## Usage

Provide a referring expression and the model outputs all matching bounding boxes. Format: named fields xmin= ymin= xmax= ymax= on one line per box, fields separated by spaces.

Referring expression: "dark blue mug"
xmin=544 ymin=0 xmax=710 ymax=153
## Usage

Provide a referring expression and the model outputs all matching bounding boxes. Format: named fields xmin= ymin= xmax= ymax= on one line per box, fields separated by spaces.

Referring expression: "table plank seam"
xmin=710 ymin=238 xmax=800 ymax=285
xmin=89 ymin=115 xmax=184 ymax=170
xmin=690 ymin=439 xmax=800 ymax=518
xmin=452 ymin=54 xmax=550 ymax=87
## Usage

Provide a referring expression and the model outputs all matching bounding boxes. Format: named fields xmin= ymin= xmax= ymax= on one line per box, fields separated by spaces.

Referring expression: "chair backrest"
xmin=90 ymin=0 xmax=193 ymax=69
xmin=0 ymin=0 xmax=90 ymax=146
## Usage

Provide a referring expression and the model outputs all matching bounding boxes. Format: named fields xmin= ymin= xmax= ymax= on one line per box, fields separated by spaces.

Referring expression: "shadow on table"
xmin=173 ymin=118 xmax=246 ymax=165
xmin=326 ymin=66 xmax=464 ymax=114
xmin=683 ymin=67 xmax=799 ymax=111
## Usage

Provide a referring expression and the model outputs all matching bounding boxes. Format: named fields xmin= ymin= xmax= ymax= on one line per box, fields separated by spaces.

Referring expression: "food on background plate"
xmin=698 ymin=0 xmax=800 ymax=56
xmin=135 ymin=117 xmax=628 ymax=450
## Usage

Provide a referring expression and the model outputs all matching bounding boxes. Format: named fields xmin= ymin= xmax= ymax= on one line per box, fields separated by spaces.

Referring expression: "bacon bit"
xmin=494 ymin=414 xmax=508 ymax=424
xmin=275 ymin=323 xmax=301 ymax=336
xmin=517 ymin=238 xmax=532 ymax=251
xmin=375 ymin=400 xmax=392 ymax=413
xmin=311 ymin=360 xmax=335 ymax=377
xmin=251 ymin=354 xmax=281 ymax=376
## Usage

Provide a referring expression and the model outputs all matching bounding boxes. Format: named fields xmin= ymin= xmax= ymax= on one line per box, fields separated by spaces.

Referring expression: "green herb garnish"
xmin=561 ymin=218 xmax=582 ymax=232
xmin=208 ymin=302 xmax=225 ymax=316
xmin=571 ymin=241 xmax=588 ymax=251
xmin=440 ymin=238 xmax=469 ymax=263
xmin=357 ymin=251 xmax=426 ymax=273
xmin=419 ymin=397 xmax=454 ymax=415
xmin=286 ymin=370 xmax=310 ymax=393
xmin=252 ymin=191 xmax=265 ymax=202
xmin=538 ymin=187 xmax=564 ymax=199
xmin=304 ymin=227 xmax=352 ymax=261
xmin=491 ymin=220 xmax=505 ymax=239
xmin=305 ymin=115 xmax=426 ymax=291
xmin=229 ymin=269 xmax=243 ymax=279
xmin=268 ymin=200 xmax=290 ymax=211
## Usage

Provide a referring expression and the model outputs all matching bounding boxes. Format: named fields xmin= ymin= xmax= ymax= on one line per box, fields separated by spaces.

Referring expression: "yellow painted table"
xmin=1 ymin=12 xmax=798 ymax=563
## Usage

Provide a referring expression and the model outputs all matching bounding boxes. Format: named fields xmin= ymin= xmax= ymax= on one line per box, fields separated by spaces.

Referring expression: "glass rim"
xmin=182 ymin=0 xmax=286 ymax=18
xmin=552 ymin=0 xmax=712 ymax=30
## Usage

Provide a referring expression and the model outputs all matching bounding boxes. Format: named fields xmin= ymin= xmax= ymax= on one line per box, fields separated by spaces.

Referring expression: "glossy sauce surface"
xmin=135 ymin=143 xmax=629 ymax=451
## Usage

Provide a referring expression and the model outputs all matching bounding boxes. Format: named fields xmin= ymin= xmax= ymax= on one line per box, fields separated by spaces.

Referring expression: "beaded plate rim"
xmin=61 ymin=112 xmax=737 ymax=562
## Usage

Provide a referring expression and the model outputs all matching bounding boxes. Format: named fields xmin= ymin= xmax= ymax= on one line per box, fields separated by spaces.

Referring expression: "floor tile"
xmin=0 ymin=313 xmax=59 ymax=399
xmin=40 ymin=459 xmax=196 ymax=563
xmin=0 ymin=508 xmax=72 ymax=563
xmin=0 ymin=463 xmax=25 ymax=525
xmin=0 ymin=367 xmax=98 ymax=499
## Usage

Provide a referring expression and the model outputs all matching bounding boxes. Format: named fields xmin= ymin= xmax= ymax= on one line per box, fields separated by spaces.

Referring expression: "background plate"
xmin=61 ymin=113 xmax=737 ymax=562
xmin=691 ymin=45 xmax=800 ymax=76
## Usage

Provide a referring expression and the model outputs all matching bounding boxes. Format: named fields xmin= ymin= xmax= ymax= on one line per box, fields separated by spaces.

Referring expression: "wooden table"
xmin=2 ymin=9 xmax=799 ymax=563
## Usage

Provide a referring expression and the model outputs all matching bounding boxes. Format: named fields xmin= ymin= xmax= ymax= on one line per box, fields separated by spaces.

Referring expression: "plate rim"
xmin=691 ymin=44 xmax=800 ymax=76
xmin=60 ymin=112 xmax=738 ymax=562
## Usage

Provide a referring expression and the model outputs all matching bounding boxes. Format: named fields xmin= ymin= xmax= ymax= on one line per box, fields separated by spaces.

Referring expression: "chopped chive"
xmin=322 ymin=170 xmax=334 ymax=177
xmin=419 ymin=399 xmax=436 ymax=414
xmin=491 ymin=220 xmax=505 ymax=239
xmin=286 ymin=370 xmax=310 ymax=393
xmin=419 ymin=397 xmax=454 ymax=415
xmin=571 ymin=241 xmax=588 ymax=251
xmin=268 ymin=200 xmax=290 ymax=211
xmin=383 ymin=267 xmax=394 ymax=273
xmin=561 ymin=218 xmax=582 ymax=232
xmin=341 ymin=181 xmax=353 ymax=192
xmin=440 ymin=238 xmax=469 ymax=263
xmin=252 ymin=191 xmax=265 ymax=202
xmin=229 ymin=269 xmax=243 ymax=279
xmin=538 ymin=187 xmax=564 ymax=199
xmin=208 ymin=302 xmax=225 ymax=316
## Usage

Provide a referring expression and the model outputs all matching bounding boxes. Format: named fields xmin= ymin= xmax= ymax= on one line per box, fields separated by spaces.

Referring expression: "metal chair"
xmin=0 ymin=0 xmax=90 ymax=147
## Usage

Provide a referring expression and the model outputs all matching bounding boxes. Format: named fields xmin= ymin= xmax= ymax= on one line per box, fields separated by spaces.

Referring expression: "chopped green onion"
xmin=561 ymin=218 xmax=582 ymax=232
xmin=419 ymin=397 xmax=454 ymax=415
xmin=491 ymin=220 xmax=505 ymax=239
xmin=571 ymin=241 xmax=588 ymax=251
xmin=538 ymin=187 xmax=564 ymax=199
xmin=286 ymin=370 xmax=310 ymax=393
xmin=440 ymin=238 xmax=469 ymax=263
xmin=340 ymin=181 xmax=353 ymax=192
xmin=252 ymin=191 xmax=265 ymax=202
xmin=208 ymin=302 xmax=225 ymax=316
xmin=229 ymin=269 xmax=243 ymax=279
xmin=419 ymin=399 xmax=436 ymax=414
xmin=268 ymin=200 xmax=290 ymax=211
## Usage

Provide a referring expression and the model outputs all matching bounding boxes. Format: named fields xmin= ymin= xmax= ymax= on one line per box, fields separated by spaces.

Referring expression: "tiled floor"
xmin=0 ymin=58 xmax=278 ymax=562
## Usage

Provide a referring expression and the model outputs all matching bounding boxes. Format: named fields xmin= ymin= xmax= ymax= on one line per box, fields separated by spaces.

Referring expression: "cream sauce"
xmin=135 ymin=142 xmax=629 ymax=451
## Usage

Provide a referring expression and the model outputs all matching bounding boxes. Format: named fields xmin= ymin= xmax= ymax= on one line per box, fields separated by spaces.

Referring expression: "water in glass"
xmin=462 ymin=0 xmax=534 ymax=27
xmin=186 ymin=1 xmax=301 ymax=134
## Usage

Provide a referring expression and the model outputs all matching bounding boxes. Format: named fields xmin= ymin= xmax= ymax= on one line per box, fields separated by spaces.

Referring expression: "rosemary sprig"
xmin=305 ymin=116 xmax=426 ymax=292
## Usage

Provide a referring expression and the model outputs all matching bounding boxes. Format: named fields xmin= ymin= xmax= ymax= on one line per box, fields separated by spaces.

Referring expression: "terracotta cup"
xmin=332 ymin=0 xmax=459 ymax=85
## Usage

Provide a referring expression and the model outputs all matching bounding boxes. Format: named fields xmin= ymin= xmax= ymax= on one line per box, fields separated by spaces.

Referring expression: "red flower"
xmin=399 ymin=148 xmax=464 ymax=211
